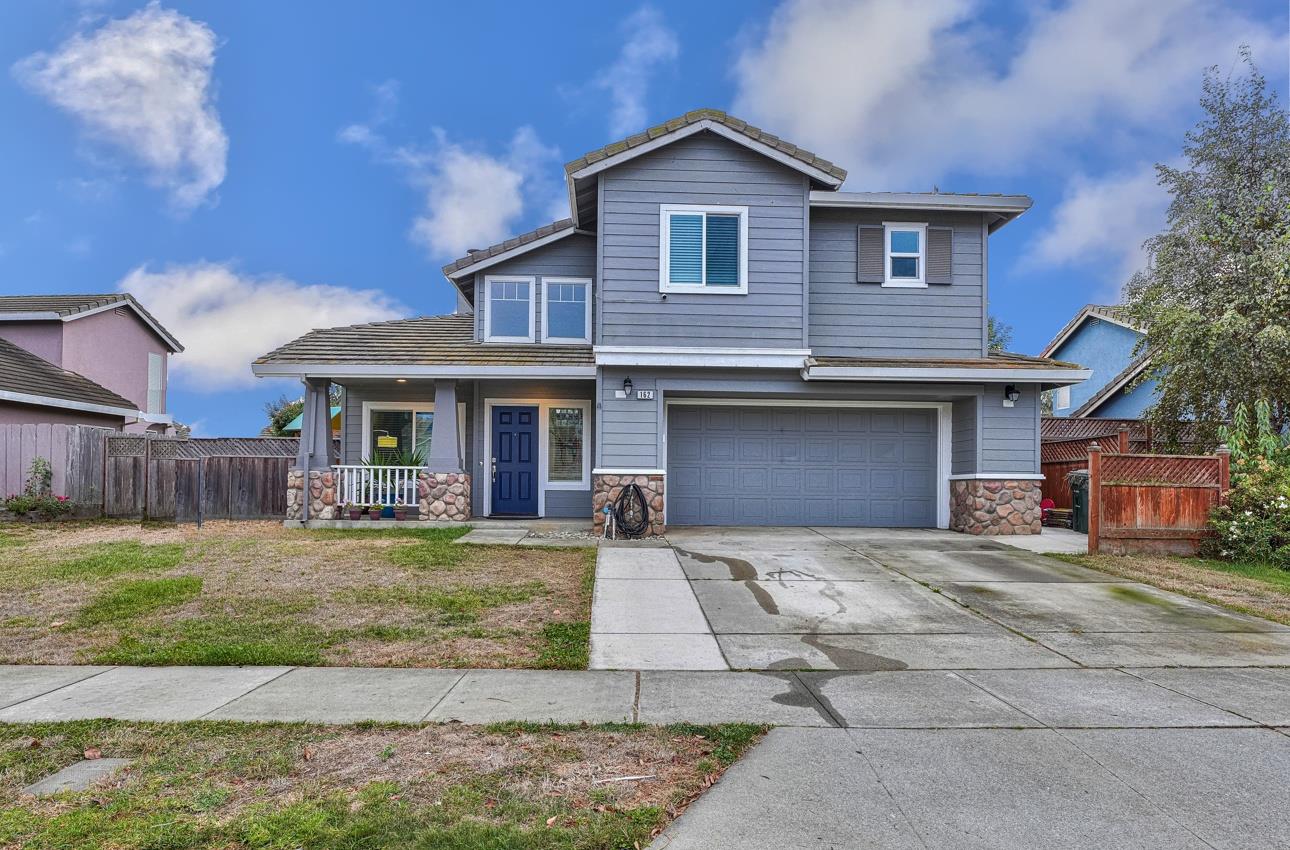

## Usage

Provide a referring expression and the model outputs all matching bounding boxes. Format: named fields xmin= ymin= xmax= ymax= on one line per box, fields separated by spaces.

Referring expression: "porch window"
xmin=546 ymin=405 xmax=588 ymax=487
xmin=542 ymin=278 xmax=591 ymax=344
xmin=367 ymin=407 xmax=433 ymax=464
xmin=485 ymin=276 xmax=535 ymax=342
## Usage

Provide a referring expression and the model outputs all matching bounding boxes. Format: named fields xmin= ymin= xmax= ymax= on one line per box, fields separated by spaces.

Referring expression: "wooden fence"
xmin=1040 ymin=429 xmax=1131 ymax=509
xmin=1 ymin=424 xmax=289 ymax=522
xmin=1088 ymin=442 xmax=1230 ymax=556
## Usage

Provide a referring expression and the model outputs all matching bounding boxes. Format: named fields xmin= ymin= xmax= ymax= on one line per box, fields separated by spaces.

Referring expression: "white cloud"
xmin=14 ymin=2 xmax=228 ymax=211
xmin=732 ymin=0 xmax=1288 ymax=187
xmin=595 ymin=6 xmax=680 ymax=136
xmin=341 ymin=87 xmax=564 ymax=259
xmin=119 ymin=262 xmax=404 ymax=390
xmin=1029 ymin=165 xmax=1171 ymax=287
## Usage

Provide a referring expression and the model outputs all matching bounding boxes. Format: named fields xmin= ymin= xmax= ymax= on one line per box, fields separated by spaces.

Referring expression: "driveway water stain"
xmin=763 ymin=671 xmax=839 ymax=725
xmin=675 ymin=547 xmax=781 ymax=615
xmin=803 ymin=633 xmax=907 ymax=671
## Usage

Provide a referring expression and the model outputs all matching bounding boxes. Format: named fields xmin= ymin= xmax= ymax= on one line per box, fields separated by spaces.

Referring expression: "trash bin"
xmin=1068 ymin=470 xmax=1090 ymax=534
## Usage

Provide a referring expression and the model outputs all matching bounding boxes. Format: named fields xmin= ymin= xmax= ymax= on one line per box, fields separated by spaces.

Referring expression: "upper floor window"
xmin=542 ymin=278 xmax=592 ymax=344
xmin=659 ymin=204 xmax=748 ymax=295
xmin=485 ymin=276 xmax=535 ymax=342
xmin=146 ymin=352 xmax=163 ymax=413
xmin=884 ymin=222 xmax=927 ymax=287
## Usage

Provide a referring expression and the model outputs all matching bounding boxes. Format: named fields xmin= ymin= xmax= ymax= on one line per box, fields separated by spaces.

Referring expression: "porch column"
xmin=418 ymin=379 xmax=470 ymax=522
xmin=426 ymin=379 xmax=463 ymax=473
xmin=302 ymin=378 xmax=333 ymax=470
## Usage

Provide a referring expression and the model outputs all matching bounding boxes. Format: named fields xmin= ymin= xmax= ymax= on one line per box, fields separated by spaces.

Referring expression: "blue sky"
xmin=1 ymin=0 xmax=1286 ymax=436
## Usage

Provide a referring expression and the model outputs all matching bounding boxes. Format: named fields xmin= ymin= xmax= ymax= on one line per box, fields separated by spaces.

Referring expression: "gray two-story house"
xmin=254 ymin=110 xmax=1088 ymax=535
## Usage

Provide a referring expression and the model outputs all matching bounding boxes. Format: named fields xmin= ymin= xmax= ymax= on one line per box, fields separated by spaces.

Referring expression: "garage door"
xmin=667 ymin=405 xmax=938 ymax=527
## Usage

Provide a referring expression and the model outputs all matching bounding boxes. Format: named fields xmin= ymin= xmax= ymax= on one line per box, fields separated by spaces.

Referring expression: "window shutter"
xmin=705 ymin=214 xmax=740 ymax=286
xmin=668 ymin=214 xmax=703 ymax=284
xmin=927 ymin=226 xmax=953 ymax=284
xmin=856 ymin=225 xmax=884 ymax=283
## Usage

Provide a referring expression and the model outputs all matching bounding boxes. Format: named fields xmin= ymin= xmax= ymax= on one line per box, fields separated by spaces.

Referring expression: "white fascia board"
xmin=0 ymin=311 xmax=62 ymax=321
xmin=803 ymin=366 xmax=1092 ymax=384
xmin=808 ymin=190 xmax=1031 ymax=215
xmin=1040 ymin=309 xmax=1143 ymax=358
xmin=947 ymin=473 xmax=1046 ymax=481
xmin=135 ymin=411 xmax=174 ymax=424
xmin=595 ymin=346 xmax=811 ymax=369
xmin=0 ymin=388 xmax=136 ymax=419
xmin=569 ymin=120 xmax=844 ymax=188
xmin=592 ymin=468 xmax=667 ymax=476
xmin=444 ymin=227 xmax=585 ymax=281
xmin=251 ymin=363 xmax=596 ymax=379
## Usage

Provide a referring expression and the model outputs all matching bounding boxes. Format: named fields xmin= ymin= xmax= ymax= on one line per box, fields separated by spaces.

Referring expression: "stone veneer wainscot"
xmin=286 ymin=469 xmax=338 ymax=521
xmin=593 ymin=473 xmax=665 ymax=536
xmin=949 ymin=479 xmax=1042 ymax=535
xmin=418 ymin=471 xmax=471 ymax=522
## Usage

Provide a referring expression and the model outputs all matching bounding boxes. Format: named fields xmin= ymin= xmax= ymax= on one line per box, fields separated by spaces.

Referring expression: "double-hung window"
xmin=485 ymin=276 xmax=535 ymax=342
xmin=659 ymin=204 xmax=748 ymax=294
xmin=542 ymin=278 xmax=591 ymax=344
xmin=883 ymin=222 xmax=927 ymax=287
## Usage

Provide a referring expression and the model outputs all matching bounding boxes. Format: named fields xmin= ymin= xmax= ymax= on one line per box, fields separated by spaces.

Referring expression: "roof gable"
xmin=563 ymin=109 xmax=846 ymax=228
xmin=0 ymin=293 xmax=183 ymax=353
xmin=1040 ymin=304 xmax=1143 ymax=358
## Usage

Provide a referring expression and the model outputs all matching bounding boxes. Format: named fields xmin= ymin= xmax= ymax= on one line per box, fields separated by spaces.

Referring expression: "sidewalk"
xmin=2 ymin=664 xmax=1287 ymax=728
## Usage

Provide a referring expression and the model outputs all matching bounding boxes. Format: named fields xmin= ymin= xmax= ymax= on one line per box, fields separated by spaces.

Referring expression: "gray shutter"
xmin=927 ymin=226 xmax=953 ymax=284
xmin=856 ymin=225 xmax=884 ymax=283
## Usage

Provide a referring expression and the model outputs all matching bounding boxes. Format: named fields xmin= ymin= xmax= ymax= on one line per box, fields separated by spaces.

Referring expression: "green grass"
xmin=536 ymin=622 xmax=590 ymax=669
xmin=93 ymin=616 xmax=334 ymax=666
xmin=1187 ymin=557 xmax=1290 ymax=590
xmin=343 ymin=582 xmax=547 ymax=626
xmin=0 ymin=719 xmax=762 ymax=850
xmin=46 ymin=542 xmax=186 ymax=580
xmin=72 ymin=576 xmax=202 ymax=628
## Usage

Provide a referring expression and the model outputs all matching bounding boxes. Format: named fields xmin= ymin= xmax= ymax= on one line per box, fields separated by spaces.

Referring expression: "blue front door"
xmin=491 ymin=405 xmax=538 ymax=515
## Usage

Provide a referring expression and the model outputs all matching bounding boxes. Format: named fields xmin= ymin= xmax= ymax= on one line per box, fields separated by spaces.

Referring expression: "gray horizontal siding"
xmin=598 ymin=131 xmax=808 ymax=348
xmin=808 ymin=208 xmax=986 ymax=357
xmin=473 ymin=234 xmax=596 ymax=343
xmin=980 ymin=384 xmax=1040 ymax=472
xmin=598 ymin=367 xmax=660 ymax=469
xmin=469 ymin=379 xmax=595 ymax=517
xmin=952 ymin=395 xmax=978 ymax=475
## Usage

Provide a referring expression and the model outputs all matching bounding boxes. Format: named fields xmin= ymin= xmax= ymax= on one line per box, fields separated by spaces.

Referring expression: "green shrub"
xmin=1209 ymin=401 xmax=1290 ymax=568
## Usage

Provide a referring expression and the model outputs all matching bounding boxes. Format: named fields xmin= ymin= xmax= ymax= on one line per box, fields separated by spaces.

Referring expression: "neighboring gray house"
xmin=0 ymin=293 xmax=183 ymax=432
xmin=255 ymin=110 xmax=1088 ymax=534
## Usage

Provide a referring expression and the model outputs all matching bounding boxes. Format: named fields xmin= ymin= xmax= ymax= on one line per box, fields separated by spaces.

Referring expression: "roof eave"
xmin=442 ymin=225 xmax=586 ymax=282
xmin=0 ymin=388 xmax=138 ymax=420
xmin=803 ymin=365 xmax=1092 ymax=384
xmin=251 ymin=363 xmax=596 ymax=379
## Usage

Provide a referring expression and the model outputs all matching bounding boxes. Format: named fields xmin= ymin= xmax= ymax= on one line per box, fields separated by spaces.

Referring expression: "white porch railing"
xmin=334 ymin=465 xmax=421 ymax=508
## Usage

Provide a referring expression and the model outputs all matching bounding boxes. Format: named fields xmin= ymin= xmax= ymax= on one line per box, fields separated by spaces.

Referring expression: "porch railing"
xmin=334 ymin=465 xmax=421 ymax=507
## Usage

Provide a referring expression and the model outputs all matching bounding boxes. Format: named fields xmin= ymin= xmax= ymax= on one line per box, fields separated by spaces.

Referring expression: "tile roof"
xmin=0 ymin=293 xmax=183 ymax=352
xmin=0 ymin=335 xmax=135 ymax=413
xmin=808 ymin=351 xmax=1085 ymax=370
xmin=564 ymin=108 xmax=848 ymax=184
xmin=442 ymin=218 xmax=577 ymax=278
xmin=254 ymin=314 xmax=594 ymax=367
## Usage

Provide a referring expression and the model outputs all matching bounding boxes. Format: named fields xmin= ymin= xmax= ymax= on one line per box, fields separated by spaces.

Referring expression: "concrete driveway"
xmin=667 ymin=526 xmax=1290 ymax=669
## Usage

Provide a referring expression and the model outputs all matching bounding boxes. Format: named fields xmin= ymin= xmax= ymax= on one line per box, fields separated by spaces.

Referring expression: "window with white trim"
xmin=547 ymin=405 xmax=588 ymax=487
xmin=659 ymin=204 xmax=748 ymax=294
xmin=361 ymin=402 xmax=466 ymax=464
xmin=542 ymin=278 xmax=591 ymax=344
xmin=146 ymin=352 xmax=163 ymax=413
xmin=1056 ymin=385 xmax=1071 ymax=411
xmin=884 ymin=222 xmax=927 ymax=287
xmin=485 ymin=276 xmax=535 ymax=342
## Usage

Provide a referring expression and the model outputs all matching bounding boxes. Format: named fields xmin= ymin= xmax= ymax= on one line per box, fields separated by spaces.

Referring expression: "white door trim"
xmin=662 ymin=397 xmax=952 ymax=529
xmin=482 ymin=397 xmax=593 ymax=518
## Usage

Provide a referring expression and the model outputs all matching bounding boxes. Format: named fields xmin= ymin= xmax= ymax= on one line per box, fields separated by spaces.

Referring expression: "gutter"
xmin=800 ymin=365 xmax=1093 ymax=384
xmin=252 ymin=364 xmax=597 ymax=379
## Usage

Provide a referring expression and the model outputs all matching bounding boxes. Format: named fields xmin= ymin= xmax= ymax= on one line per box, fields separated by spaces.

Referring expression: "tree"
xmin=987 ymin=315 xmax=1013 ymax=351
xmin=261 ymin=394 xmax=303 ymax=437
xmin=1123 ymin=49 xmax=1290 ymax=447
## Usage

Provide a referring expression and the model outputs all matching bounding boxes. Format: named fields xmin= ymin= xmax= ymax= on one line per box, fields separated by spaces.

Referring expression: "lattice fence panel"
xmin=1101 ymin=454 xmax=1220 ymax=487
xmin=106 ymin=436 xmax=147 ymax=458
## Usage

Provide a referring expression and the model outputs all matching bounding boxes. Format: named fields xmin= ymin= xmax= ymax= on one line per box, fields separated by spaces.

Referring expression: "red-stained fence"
xmin=1088 ymin=443 xmax=1231 ymax=556
xmin=1040 ymin=429 xmax=1131 ymax=509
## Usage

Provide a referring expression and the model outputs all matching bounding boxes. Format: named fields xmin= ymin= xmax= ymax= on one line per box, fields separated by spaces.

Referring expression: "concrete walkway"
xmin=994 ymin=526 xmax=1088 ymax=554
xmin=589 ymin=546 xmax=728 ymax=670
xmin=2 ymin=664 xmax=1287 ymax=728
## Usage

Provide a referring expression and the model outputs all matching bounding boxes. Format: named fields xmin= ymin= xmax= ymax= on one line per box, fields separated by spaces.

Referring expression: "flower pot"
xmin=393 ymin=509 xmax=407 ymax=521
xmin=368 ymin=510 xmax=381 ymax=521
xmin=347 ymin=509 xmax=362 ymax=521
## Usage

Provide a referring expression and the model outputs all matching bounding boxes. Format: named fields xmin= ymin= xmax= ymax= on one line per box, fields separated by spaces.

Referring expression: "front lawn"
xmin=1050 ymin=552 xmax=1290 ymax=625
xmin=0 ymin=719 xmax=764 ymax=850
xmin=0 ymin=521 xmax=595 ymax=668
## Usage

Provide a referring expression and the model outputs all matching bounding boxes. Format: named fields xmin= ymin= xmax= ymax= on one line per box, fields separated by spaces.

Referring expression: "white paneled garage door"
xmin=667 ymin=405 xmax=938 ymax=527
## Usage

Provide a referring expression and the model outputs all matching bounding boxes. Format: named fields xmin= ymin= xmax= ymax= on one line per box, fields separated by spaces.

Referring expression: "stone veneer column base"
xmin=418 ymin=471 xmax=471 ymax=521
xmin=286 ymin=469 xmax=338 ymax=521
xmin=949 ymin=479 xmax=1042 ymax=535
xmin=593 ymin=473 xmax=665 ymax=536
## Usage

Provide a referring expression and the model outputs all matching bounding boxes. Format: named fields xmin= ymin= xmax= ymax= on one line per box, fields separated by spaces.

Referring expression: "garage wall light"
xmin=1003 ymin=384 xmax=1020 ymax=408
xmin=623 ymin=377 xmax=634 ymax=397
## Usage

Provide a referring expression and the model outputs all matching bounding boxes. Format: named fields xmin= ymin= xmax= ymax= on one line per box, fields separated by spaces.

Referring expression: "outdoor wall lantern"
xmin=623 ymin=377 xmax=634 ymax=397
xmin=1003 ymin=384 xmax=1020 ymax=408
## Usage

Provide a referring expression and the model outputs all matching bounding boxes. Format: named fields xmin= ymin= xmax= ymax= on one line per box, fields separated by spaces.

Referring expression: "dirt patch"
xmin=1071 ymin=553 xmax=1290 ymax=625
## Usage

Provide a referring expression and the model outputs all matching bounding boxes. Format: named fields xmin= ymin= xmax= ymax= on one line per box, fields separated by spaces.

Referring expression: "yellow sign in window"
xmin=376 ymin=435 xmax=399 ymax=449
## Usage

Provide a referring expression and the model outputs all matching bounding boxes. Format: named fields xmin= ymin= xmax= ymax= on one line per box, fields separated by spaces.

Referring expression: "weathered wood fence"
xmin=1040 ymin=428 xmax=1132 ymax=509
xmin=1 ymin=424 xmax=289 ymax=521
xmin=1088 ymin=442 xmax=1230 ymax=556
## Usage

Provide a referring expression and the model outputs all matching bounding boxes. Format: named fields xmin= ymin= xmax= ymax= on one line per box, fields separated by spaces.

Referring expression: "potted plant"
xmin=393 ymin=499 xmax=408 ymax=521
xmin=367 ymin=503 xmax=383 ymax=521
xmin=345 ymin=502 xmax=363 ymax=521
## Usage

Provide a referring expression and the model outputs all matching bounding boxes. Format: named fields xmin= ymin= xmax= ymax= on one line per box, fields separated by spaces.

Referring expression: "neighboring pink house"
xmin=0 ymin=294 xmax=183 ymax=432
